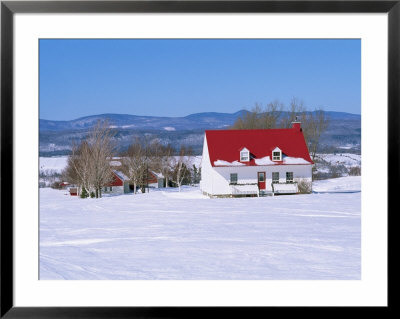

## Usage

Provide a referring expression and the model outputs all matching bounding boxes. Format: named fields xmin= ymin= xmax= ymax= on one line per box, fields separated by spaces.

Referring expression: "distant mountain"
xmin=39 ymin=110 xmax=361 ymax=156
xmin=39 ymin=110 xmax=248 ymax=132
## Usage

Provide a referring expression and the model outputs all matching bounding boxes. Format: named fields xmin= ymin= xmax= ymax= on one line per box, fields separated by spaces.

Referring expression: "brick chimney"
xmin=291 ymin=117 xmax=302 ymax=131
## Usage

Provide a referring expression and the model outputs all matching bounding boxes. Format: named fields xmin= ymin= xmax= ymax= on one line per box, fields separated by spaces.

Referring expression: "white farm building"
xmin=200 ymin=122 xmax=314 ymax=197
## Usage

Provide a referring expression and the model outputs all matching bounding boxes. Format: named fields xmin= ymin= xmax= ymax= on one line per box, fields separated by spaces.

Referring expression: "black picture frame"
xmin=1 ymin=1 xmax=396 ymax=317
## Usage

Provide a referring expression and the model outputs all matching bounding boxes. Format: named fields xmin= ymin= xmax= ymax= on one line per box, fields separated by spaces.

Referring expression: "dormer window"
xmin=272 ymin=151 xmax=281 ymax=161
xmin=272 ymin=147 xmax=282 ymax=161
xmin=240 ymin=147 xmax=250 ymax=162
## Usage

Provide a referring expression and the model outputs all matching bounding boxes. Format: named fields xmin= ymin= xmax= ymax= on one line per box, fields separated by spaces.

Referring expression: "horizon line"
xmin=40 ymin=109 xmax=361 ymax=122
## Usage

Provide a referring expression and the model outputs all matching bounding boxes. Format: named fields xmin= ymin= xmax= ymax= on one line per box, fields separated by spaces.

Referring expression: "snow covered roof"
xmin=113 ymin=170 xmax=129 ymax=181
xmin=206 ymin=127 xmax=313 ymax=167
xmin=214 ymin=160 xmax=245 ymax=167
xmin=149 ymin=170 xmax=164 ymax=179
xmin=253 ymin=155 xmax=311 ymax=166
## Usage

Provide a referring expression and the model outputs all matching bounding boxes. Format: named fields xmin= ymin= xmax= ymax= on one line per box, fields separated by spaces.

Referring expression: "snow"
xmin=191 ymin=155 xmax=202 ymax=168
xmin=40 ymin=156 xmax=203 ymax=173
xmin=113 ymin=170 xmax=129 ymax=181
xmin=173 ymin=156 xmax=202 ymax=169
xmin=312 ymin=176 xmax=361 ymax=193
xmin=338 ymin=145 xmax=355 ymax=150
xmin=231 ymin=184 xmax=259 ymax=195
xmin=214 ymin=156 xmax=311 ymax=166
xmin=39 ymin=156 xmax=69 ymax=173
xmin=316 ymin=153 xmax=361 ymax=167
xmin=151 ymin=171 xmax=164 ymax=179
xmin=109 ymin=125 xmax=136 ymax=129
xmin=282 ymin=156 xmax=311 ymax=165
xmin=40 ymin=177 xmax=360 ymax=280
xmin=254 ymin=156 xmax=275 ymax=165
xmin=273 ymin=183 xmax=297 ymax=193
xmin=255 ymin=155 xmax=310 ymax=165
xmin=214 ymin=160 xmax=246 ymax=166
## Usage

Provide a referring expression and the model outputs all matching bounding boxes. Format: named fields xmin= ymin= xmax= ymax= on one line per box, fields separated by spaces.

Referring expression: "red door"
xmin=258 ymin=172 xmax=266 ymax=190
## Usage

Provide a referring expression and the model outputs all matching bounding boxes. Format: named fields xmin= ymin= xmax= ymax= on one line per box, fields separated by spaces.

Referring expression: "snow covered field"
xmin=40 ymin=156 xmax=69 ymax=173
xmin=40 ymin=176 xmax=361 ymax=280
xmin=312 ymin=176 xmax=361 ymax=193
xmin=39 ymin=156 xmax=202 ymax=173
xmin=315 ymin=153 xmax=361 ymax=167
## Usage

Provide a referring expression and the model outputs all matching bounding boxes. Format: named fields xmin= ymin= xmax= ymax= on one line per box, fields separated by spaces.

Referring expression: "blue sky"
xmin=39 ymin=39 xmax=360 ymax=121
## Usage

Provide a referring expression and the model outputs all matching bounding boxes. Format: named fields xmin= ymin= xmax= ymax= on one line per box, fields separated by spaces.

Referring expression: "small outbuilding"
xmin=148 ymin=171 xmax=165 ymax=188
xmin=102 ymin=170 xmax=130 ymax=195
xmin=69 ymin=187 xmax=78 ymax=196
xmin=59 ymin=181 xmax=70 ymax=189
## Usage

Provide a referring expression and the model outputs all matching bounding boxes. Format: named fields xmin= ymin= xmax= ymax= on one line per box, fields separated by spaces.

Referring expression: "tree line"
xmin=62 ymin=121 xmax=199 ymax=198
xmin=231 ymin=98 xmax=329 ymax=161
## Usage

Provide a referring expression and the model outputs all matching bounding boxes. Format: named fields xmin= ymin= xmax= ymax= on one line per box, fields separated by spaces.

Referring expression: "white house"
xmin=200 ymin=122 xmax=314 ymax=197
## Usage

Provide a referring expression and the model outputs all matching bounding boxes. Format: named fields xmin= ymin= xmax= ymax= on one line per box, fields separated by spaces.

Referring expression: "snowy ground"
xmin=40 ymin=176 xmax=360 ymax=280
xmin=40 ymin=156 xmax=69 ymax=173
xmin=312 ymin=176 xmax=361 ymax=193
xmin=39 ymin=156 xmax=202 ymax=173
xmin=315 ymin=153 xmax=361 ymax=167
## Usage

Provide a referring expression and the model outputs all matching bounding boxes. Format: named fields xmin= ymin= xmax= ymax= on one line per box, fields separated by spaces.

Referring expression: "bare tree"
xmin=281 ymin=99 xmax=329 ymax=160
xmin=304 ymin=109 xmax=329 ymax=161
xmin=121 ymin=138 xmax=148 ymax=194
xmin=192 ymin=164 xmax=201 ymax=184
xmin=231 ymin=101 xmax=283 ymax=129
xmin=258 ymin=100 xmax=284 ymax=129
xmin=230 ymin=98 xmax=329 ymax=161
xmin=281 ymin=97 xmax=307 ymax=128
xmin=87 ymin=121 xmax=116 ymax=198
xmin=158 ymin=144 xmax=174 ymax=188
xmin=172 ymin=145 xmax=193 ymax=192
xmin=231 ymin=104 xmax=260 ymax=129
xmin=146 ymin=140 xmax=164 ymax=173
xmin=62 ymin=154 xmax=80 ymax=186
xmin=63 ymin=120 xmax=116 ymax=198
xmin=65 ymin=140 xmax=93 ymax=196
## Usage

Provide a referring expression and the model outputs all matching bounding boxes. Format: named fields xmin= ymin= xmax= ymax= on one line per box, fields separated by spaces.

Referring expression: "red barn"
xmin=103 ymin=170 xmax=130 ymax=194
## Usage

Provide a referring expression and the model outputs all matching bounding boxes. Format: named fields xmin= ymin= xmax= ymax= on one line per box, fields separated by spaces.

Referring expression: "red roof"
xmin=205 ymin=126 xmax=313 ymax=167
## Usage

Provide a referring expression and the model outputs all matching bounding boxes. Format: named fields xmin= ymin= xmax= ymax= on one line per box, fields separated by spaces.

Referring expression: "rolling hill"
xmin=39 ymin=110 xmax=361 ymax=156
